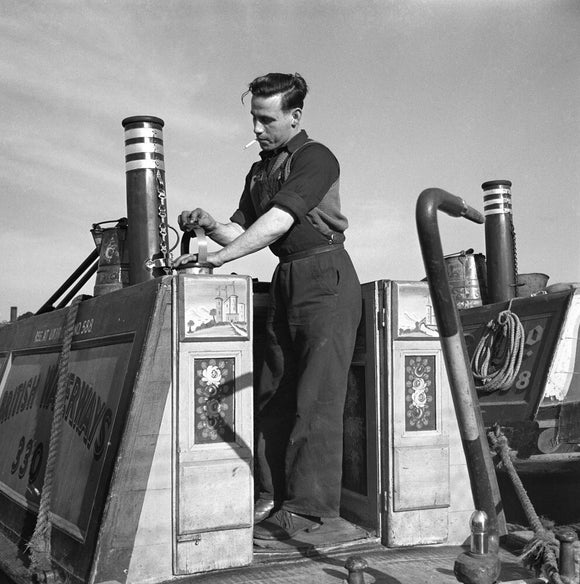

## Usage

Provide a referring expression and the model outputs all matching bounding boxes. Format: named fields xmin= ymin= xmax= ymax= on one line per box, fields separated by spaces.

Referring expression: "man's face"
xmin=251 ymin=94 xmax=299 ymax=152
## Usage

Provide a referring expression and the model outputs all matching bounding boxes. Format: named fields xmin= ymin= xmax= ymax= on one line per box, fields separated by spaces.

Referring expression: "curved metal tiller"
xmin=416 ymin=188 xmax=506 ymax=545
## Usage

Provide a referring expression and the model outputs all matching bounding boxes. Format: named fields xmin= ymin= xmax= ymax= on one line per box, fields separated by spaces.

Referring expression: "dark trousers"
xmin=255 ymin=248 xmax=362 ymax=518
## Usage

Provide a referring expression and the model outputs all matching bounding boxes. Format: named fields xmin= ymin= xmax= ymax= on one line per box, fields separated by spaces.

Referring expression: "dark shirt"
xmin=230 ymin=130 xmax=348 ymax=257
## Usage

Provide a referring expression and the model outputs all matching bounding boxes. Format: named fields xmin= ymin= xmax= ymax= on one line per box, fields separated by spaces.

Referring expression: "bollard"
xmin=557 ymin=528 xmax=578 ymax=584
xmin=344 ymin=556 xmax=368 ymax=584
xmin=454 ymin=511 xmax=501 ymax=584
xmin=471 ymin=510 xmax=490 ymax=555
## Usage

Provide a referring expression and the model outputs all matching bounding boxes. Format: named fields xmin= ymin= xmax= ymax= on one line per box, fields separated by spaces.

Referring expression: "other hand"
xmin=173 ymin=251 xmax=224 ymax=268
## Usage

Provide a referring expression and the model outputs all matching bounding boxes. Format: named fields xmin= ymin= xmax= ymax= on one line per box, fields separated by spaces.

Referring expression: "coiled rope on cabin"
xmin=471 ymin=301 xmax=525 ymax=393
xmin=488 ymin=425 xmax=564 ymax=584
xmin=28 ymin=296 xmax=83 ymax=580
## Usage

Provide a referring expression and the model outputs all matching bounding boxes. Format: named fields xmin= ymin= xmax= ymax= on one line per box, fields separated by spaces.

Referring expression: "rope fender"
xmin=28 ymin=296 xmax=83 ymax=582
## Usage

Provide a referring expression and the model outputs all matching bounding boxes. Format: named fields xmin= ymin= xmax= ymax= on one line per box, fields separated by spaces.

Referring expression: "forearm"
xmin=178 ymin=207 xmax=244 ymax=246
xmin=215 ymin=206 xmax=294 ymax=264
xmin=206 ymin=221 xmax=245 ymax=246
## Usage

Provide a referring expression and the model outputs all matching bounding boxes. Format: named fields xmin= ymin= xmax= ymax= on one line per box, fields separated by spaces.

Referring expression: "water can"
xmin=444 ymin=250 xmax=487 ymax=309
xmin=178 ymin=227 xmax=214 ymax=274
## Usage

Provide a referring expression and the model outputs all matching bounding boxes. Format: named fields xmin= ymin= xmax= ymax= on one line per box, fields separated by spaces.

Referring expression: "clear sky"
xmin=1 ymin=0 xmax=578 ymax=321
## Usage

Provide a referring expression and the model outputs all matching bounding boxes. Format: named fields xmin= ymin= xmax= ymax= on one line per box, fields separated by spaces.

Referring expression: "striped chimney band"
xmin=482 ymin=180 xmax=512 ymax=216
xmin=123 ymin=115 xmax=165 ymax=172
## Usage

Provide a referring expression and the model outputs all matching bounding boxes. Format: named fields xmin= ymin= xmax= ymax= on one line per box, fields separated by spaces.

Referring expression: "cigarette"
xmin=243 ymin=139 xmax=257 ymax=150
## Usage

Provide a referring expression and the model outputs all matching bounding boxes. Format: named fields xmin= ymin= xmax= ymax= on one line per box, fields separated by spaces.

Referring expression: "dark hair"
xmin=242 ymin=73 xmax=309 ymax=111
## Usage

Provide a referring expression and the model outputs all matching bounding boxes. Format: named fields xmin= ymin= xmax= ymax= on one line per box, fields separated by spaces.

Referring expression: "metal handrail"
xmin=36 ymin=248 xmax=99 ymax=314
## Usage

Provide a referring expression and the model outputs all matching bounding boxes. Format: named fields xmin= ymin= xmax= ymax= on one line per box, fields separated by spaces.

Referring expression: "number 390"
xmin=10 ymin=436 xmax=44 ymax=483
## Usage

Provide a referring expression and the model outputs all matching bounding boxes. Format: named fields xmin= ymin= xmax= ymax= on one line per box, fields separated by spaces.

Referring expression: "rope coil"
xmin=471 ymin=301 xmax=525 ymax=393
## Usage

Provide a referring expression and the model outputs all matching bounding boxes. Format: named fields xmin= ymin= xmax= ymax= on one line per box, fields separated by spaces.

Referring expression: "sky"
xmin=1 ymin=0 xmax=579 ymax=321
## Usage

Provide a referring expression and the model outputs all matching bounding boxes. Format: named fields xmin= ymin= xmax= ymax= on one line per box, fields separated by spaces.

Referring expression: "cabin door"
xmin=173 ymin=274 xmax=254 ymax=574
xmin=340 ymin=281 xmax=382 ymax=534
xmin=341 ymin=280 xmax=474 ymax=547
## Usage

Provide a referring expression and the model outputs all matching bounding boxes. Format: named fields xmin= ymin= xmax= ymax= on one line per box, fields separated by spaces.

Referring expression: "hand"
xmin=173 ymin=251 xmax=225 ymax=268
xmin=178 ymin=208 xmax=217 ymax=233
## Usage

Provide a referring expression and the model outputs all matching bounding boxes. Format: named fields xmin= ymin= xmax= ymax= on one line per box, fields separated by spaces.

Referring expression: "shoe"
xmin=253 ymin=509 xmax=321 ymax=541
xmin=254 ymin=499 xmax=275 ymax=523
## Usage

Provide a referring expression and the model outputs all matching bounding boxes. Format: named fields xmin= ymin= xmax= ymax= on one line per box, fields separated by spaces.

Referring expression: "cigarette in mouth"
xmin=243 ymin=139 xmax=257 ymax=150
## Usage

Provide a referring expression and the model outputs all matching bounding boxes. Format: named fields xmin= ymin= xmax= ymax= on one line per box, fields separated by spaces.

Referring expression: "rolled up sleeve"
xmin=269 ymin=144 xmax=339 ymax=221
xmin=230 ymin=165 xmax=258 ymax=229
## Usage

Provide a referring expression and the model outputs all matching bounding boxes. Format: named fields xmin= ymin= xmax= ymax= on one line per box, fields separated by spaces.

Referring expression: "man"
xmin=176 ymin=72 xmax=361 ymax=541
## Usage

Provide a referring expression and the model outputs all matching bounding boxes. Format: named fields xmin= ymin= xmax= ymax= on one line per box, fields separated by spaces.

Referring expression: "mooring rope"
xmin=471 ymin=300 xmax=525 ymax=393
xmin=488 ymin=425 xmax=564 ymax=584
xmin=28 ymin=296 xmax=83 ymax=580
